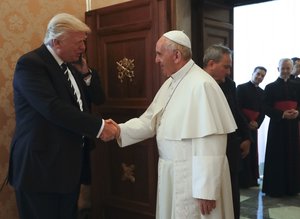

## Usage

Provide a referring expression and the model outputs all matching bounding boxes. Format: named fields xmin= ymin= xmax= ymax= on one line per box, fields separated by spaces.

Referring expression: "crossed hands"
xmin=282 ymin=109 xmax=299 ymax=119
xmin=100 ymin=119 xmax=120 ymax=142
xmin=248 ymin=120 xmax=258 ymax=130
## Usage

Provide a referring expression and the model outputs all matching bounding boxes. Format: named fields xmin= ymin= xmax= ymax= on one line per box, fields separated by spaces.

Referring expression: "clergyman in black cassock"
xmin=236 ymin=66 xmax=266 ymax=188
xmin=262 ymin=58 xmax=300 ymax=197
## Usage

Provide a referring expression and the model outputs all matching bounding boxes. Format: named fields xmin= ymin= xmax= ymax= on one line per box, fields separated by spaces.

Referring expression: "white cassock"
xmin=118 ymin=60 xmax=237 ymax=219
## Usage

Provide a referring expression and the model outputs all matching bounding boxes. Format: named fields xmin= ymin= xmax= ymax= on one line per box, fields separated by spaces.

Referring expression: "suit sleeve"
xmin=76 ymin=67 xmax=106 ymax=106
xmin=118 ymin=101 xmax=157 ymax=147
xmin=14 ymin=54 xmax=102 ymax=138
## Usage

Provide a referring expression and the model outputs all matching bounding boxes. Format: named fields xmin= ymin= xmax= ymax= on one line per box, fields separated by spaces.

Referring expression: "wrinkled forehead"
xmin=279 ymin=59 xmax=292 ymax=68
xmin=157 ymin=36 xmax=171 ymax=46
xmin=156 ymin=37 xmax=172 ymax=52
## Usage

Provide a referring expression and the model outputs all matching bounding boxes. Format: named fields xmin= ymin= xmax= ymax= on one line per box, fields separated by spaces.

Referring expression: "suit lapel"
xmin=36 ymin=45 xmax=83 ymax=109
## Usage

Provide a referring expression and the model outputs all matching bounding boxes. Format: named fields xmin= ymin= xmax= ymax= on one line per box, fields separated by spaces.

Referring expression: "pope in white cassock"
xmin=116 ymin=30 xmax=237 ymax=219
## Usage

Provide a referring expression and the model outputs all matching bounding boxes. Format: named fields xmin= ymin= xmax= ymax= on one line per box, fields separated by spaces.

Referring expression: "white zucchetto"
xmin=163 ymin=30 xmax=191 ymax=49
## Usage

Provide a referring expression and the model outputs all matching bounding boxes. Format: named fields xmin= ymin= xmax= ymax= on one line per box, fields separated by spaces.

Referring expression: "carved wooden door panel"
xmin=85 ymin=1 xmax=172 ymax=218
xmin=191 ymin=0 xmax=233 ymax=68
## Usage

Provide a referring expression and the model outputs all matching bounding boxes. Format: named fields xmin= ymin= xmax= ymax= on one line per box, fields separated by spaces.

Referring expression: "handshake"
xmin=100 ymin=119 xmax=120 ymax=142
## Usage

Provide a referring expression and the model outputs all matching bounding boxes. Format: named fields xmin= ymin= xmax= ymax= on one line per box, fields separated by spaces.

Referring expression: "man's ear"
xmin=52 ymin=39 xmax=61 ymax=49
xmin=173 ymin=50 xmax=182 ymax=63
xmin=207 ymin=59 xmax=215 ymax=68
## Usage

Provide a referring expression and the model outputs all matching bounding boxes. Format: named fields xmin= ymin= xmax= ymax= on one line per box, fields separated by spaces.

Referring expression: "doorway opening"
xmin=233 ymin=0 xmax=300 ymax=176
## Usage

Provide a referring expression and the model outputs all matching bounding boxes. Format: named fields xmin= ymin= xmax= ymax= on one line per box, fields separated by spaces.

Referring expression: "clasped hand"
xmin=100 ymin=119 xmax=120 ymax=141
xmin=283 ymin=109 xmax=299 ymax=119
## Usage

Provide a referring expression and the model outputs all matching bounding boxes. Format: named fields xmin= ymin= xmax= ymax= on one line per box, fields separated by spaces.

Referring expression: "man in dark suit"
xmin=203 ymin=44 xmax=252 ymax=219
xmin=236 ymin=66 xmax=267 ymax=188
xmin=8 ymin=13 xmax=118 ymax=219
xmin=290 ymin=57 xmax=300 ymax=81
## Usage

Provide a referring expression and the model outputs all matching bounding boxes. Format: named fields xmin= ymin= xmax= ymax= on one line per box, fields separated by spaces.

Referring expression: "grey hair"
xmin=278 ymin=58 xmax=292 ymax=67
xmin=164 ymin=38 xmax=192 ymax=60
xmin=44 ymin=13 xmax=91 ymax=45
xmin=203 ymin=44 xmax=232 ymax=67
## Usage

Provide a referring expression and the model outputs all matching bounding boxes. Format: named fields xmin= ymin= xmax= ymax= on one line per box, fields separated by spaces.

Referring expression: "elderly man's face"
xmin=278 ymin=60 xmax=292 ymax=79
xmin=209 ymin=53 xmax=232 ymax=83
xmin=155 ymin=37 xmax=177 ymax=77
xmin=54 ymin=31 xmax=87 ymax=63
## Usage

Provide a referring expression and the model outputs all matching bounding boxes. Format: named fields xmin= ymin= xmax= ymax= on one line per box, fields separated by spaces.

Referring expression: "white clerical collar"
xmin=170 ymin=59 xmax=194 ymax=83
xmin=46 ymin=44 xmax=64 ymax=66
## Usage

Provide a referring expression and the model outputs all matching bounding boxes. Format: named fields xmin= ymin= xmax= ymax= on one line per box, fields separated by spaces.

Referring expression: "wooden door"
xmin=191 ymin=0 xmax=233 ymax=68
xmin=191 ymin=0 xmax=273 ymax=71
xmin=85 ymin=1 xmax=172 ymax=218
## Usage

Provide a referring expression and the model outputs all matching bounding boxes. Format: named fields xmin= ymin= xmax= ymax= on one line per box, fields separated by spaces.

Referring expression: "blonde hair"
xmin=44 ymin=13 xmax=91 ymax=45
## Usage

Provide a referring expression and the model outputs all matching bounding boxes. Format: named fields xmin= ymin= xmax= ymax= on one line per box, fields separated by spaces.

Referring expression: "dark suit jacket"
xmin=8 ymin=44 xmax=105 ymax=193
xmin=219 ymin=77 xmax=252 ymax=174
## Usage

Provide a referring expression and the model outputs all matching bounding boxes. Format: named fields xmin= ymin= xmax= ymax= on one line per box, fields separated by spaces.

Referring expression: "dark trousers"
xmin=227 ymin=133 xmax=241 ymax=219
xmin=230 ymin=172 xmax=240 ymax=219
xmin=15 ymin=188 xmax=80 ymax=219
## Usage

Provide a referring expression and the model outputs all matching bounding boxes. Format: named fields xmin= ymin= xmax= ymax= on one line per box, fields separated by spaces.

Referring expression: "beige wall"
xmin=0 ymin=0 xmax=126 ymax=218
xmin=90 ymin=0 xmax=131 ymax=10
xmin=175 ymin=0 xmax=191 ymax=39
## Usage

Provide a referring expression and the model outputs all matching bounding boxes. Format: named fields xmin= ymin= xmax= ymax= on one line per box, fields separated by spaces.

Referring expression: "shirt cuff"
xmin=83 ymin=69 xmax=92 ymax=86
xmin=97 ymin=119 xmax=105 ymax=138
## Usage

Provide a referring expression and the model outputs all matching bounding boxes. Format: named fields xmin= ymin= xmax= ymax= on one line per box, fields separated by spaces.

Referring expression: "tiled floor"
xmin=240 ymin=179 xmax=300 ymax=219
xmin=78 ymin=179 xmax=300 ymax=219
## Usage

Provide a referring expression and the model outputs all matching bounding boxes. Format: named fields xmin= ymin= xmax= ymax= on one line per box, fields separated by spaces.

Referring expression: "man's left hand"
xmin=197 ymin=199 xmax=216 ymax=215
xmin=240 ymin=139 xmax=251 ymax=158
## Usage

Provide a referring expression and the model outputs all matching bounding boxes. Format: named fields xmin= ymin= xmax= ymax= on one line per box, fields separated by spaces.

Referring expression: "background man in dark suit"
xmin=237 ymin=66 xmax=267 ymax=188
xmin=8 ymin=13 xmax=118 ymax=219
xmin=203 ymin=44 xmax=252 ymax=219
